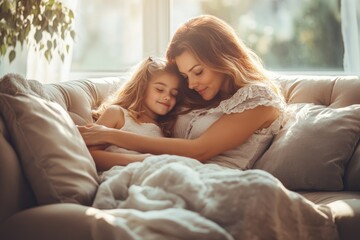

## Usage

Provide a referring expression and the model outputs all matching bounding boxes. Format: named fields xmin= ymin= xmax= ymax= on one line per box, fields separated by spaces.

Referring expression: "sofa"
xmin=0 ymin=73 xmax=359 ymax=240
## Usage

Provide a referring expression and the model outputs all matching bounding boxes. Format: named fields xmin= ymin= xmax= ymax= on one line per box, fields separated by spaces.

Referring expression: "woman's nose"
xmin=188 ymin=77 xmax=197 ymax=89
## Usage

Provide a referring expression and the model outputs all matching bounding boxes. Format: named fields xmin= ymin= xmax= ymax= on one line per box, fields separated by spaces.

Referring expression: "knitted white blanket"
xmin=91 ymin=155 xmax=338 ymax=240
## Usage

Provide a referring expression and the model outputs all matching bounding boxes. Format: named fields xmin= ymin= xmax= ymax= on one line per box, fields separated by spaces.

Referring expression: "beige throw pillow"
xmin=254 ymin=104 xmax=360 ymax=191
xmin=0 ymin=93 xmax=99 ymax=205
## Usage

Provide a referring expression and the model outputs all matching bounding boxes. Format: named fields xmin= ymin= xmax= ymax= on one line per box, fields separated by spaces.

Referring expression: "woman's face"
xmin=175 ymin=51 xmax=226 ymax=101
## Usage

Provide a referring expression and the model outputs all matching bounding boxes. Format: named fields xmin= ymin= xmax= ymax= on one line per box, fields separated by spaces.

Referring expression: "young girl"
xmin=89 ymin=57 xmax=183 ymax=171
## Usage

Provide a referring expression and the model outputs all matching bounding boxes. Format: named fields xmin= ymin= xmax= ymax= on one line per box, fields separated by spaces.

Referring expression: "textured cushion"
xmin=254 ymin=104 xmax=360 ymax=191
xmin=0 ymin=93 xmax=99 ymax=205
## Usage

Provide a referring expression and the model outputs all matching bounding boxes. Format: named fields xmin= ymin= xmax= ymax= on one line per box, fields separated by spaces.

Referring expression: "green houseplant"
xmin=0 ymin=0 xmax=75 ymax=63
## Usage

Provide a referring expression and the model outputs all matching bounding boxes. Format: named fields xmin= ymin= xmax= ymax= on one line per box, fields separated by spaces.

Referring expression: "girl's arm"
xmin=87 ymin=106 xmax=151 ymax=170
xmin=95 ymin=105 xmax=125 ymax=130
xmin=86 ymin=105 xmax=124 ymax=151
xmin=79 ymin=105 xmax=278 ymax=162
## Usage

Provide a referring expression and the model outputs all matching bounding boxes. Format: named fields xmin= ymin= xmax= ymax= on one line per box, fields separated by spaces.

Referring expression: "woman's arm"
xmin=79 ymin=106 xmax=278 ymax=162
xmin=90 ymin=150 xmax=151 ymax=171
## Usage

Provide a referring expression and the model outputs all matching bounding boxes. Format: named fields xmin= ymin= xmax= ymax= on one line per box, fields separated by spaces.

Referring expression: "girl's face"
xmin=175 ymin=50 xmax=226 ymax=101
xmin=143 ymin=72 xmax=179 ymax=120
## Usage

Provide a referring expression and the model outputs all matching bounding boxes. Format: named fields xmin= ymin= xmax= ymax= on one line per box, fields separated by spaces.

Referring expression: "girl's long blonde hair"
xmin=166 ymin=15 xmax=282 ymax=109
xmin=93 ymin=57 xmax=184 ymax=137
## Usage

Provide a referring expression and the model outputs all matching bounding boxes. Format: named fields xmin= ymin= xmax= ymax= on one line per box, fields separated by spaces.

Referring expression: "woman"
xmin=78 ymin=15 xmax=286 ymax=170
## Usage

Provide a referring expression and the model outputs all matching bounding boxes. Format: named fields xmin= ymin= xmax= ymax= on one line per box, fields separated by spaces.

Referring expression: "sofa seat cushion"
xmin=0 ymin=93 xmax=99 ymax=205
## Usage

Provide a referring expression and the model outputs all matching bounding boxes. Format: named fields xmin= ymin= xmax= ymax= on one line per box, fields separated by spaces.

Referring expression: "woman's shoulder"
xmin=236 ymin=83 xmax=278 ymax=100
xmin=212 ymin=83 xmax=286 ymax=114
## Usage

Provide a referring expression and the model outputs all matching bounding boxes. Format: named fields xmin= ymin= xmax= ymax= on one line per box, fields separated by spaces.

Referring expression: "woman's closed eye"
xmin=194 ymin=70 xmax=203 ymax=76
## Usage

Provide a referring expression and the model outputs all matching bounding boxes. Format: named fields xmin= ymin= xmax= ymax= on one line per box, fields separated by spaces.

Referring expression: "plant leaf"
xmin=9 ymin=49 xmax=16 ymax=63
xmin=70 ymin=30 xmax=75 ymax=40
xmin=45 ymin=49 xmax=51 ymax=62
xmin=47 ymin=40 xmax=52 ymax=50
xmin=0 ymin=44 xmax=6 ymax=55
xmin=34 ymin=30 xmax=42 ymax=43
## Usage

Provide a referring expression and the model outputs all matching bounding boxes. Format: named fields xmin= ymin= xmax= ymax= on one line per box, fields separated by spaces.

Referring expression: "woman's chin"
xmin=201 ymin=93 xmax=214 ymax=101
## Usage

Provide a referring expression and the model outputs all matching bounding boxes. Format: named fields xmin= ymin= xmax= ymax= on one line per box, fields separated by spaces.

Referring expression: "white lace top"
xmin=173 ymin=83 xmax=288 ymax=170
xmin=105 ymin=109 xmax=163 ymax=154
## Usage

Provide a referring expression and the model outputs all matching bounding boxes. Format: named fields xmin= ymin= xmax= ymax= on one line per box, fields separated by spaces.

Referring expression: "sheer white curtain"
xmin=0 ymin=44 xmax=28 ymax=77
xmin=26 ymin=0 xmax=77 ymax=83
xmin=341 ymin=0 xmax=360 ymax=74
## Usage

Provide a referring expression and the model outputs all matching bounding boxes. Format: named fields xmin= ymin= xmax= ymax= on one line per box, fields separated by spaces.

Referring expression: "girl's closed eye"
xmin=156 ymin=88 xmax=164 ymax=92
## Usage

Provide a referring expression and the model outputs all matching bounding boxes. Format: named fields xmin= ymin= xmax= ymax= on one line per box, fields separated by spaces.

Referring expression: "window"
xmin=171 ymin=0 xmax=344 ymax=73
xmin=71 ymin=0 xmax=143 ymax=72
xmin=71 ymin=0 xmax=350 ymax=74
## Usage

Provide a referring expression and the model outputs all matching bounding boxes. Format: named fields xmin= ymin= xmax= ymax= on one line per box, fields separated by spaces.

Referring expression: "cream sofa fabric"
xmin=0 ymin=74 xmax=359 ymax=240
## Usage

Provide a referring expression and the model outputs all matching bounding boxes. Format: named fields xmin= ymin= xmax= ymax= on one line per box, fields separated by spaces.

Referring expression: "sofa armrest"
xmin=0 ymin=204 xmax=98 ymax=240
xmin=329 ymin=199 xmax=360 ymax=240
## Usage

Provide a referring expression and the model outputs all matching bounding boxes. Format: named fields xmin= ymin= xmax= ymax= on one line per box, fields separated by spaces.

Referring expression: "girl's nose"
xmin=163 ymin=95 xmax=170 ymax=101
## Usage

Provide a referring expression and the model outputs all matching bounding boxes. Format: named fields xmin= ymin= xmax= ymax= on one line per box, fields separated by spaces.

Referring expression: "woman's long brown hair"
xmin=166 ymin=15 xmax=281 ymax=109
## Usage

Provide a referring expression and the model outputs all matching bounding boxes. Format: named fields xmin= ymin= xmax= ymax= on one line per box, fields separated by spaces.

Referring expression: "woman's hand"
xmin=77 ymin=124 xmax=111 ymax=146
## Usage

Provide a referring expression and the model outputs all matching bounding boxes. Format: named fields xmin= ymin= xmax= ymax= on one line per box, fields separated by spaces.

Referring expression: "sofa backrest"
xmin=43 ymin=77 xmax=125 ymax=125
xmin=276 ymin=75 xmax=360 ymax=107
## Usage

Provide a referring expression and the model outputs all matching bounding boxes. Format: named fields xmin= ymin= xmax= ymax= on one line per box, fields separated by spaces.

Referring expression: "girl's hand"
xmin=77 ymin=124 xmax=110 ymax=146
